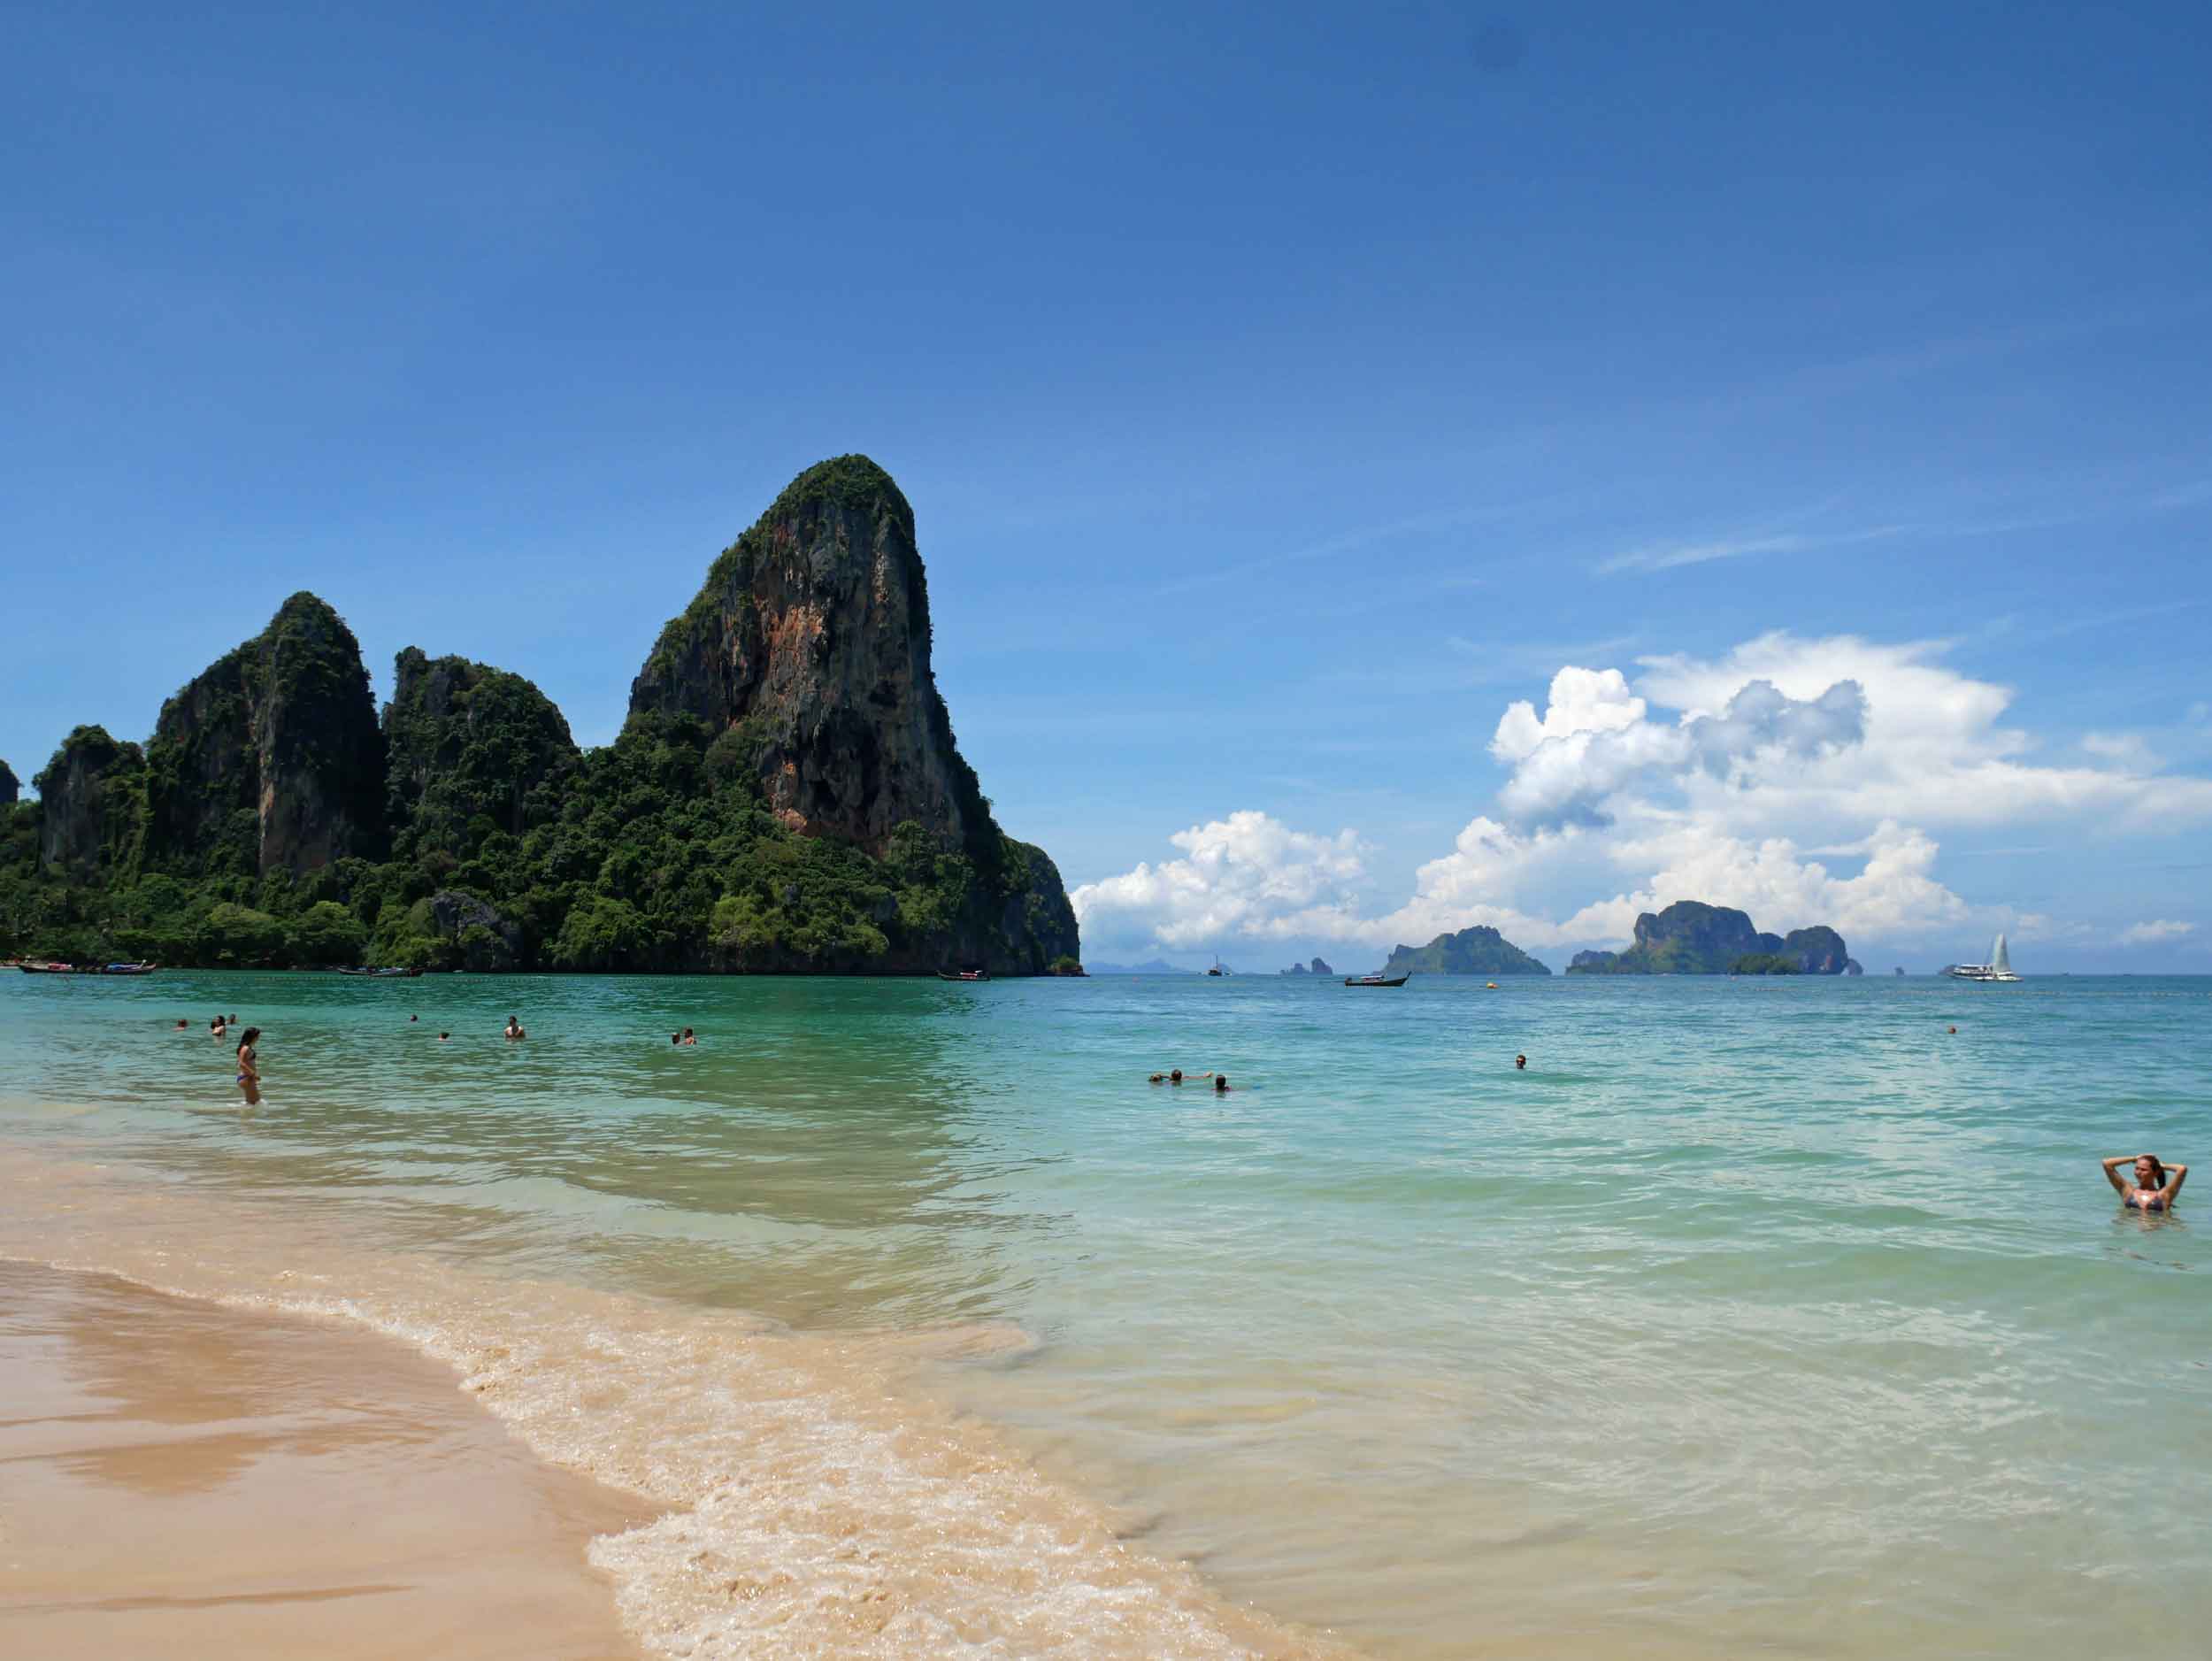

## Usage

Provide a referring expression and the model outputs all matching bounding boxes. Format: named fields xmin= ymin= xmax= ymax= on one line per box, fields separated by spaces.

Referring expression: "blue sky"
xmin=6 ymin=3 xmax=2209 ymax=970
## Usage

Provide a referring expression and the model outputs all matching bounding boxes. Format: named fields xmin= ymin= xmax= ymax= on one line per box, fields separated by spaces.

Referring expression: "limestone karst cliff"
xmin=32 ymin=727 xmax=145 ymax=879
xmin=630 ymin=457 xmax=982 ymax=855
xmin=141 ymin=593 xmax=388 ymax=878
xmin=3 ymin=458 xmax=1078 ymax=975
xmin=383 ymin=648 xmax=580 ymax=852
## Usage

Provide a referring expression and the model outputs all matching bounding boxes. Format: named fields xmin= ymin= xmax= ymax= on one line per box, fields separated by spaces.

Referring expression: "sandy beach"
xmin=0 ymin=1259 xmax=649 ymax=1660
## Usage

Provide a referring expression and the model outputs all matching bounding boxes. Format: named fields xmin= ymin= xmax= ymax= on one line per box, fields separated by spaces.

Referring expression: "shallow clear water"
xmin=4 ymin=971 xmax=2208 ymax=1657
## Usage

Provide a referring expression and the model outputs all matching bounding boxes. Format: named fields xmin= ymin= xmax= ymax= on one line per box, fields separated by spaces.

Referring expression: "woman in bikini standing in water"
xmin=234 ymin=1027 xmax=262 ymax=1106
xmin=2102 ymin=1152 xmax=2186 ymax=1212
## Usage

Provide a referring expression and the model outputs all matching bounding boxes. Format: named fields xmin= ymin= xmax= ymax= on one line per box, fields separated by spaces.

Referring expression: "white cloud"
xmin=2082 ymin=732 xmax=2159 ymax=771
xmin=1635 ymin=633 xmax=2212 ymax=834
xmin=1069 ymin=811 xmax=1368 ymax=948
xmin=1550 ymin=819 xmax=1968 ymax=944
xmin=1073 ymin=631 xmax=2212 ymax=957
xmin=2119 ymin=919 xmax=2196 ymax=945
xmin=1490 ymin=666 xmax=1646 ymax=761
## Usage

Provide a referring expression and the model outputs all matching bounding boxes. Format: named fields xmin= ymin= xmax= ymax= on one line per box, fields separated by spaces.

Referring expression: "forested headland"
xmin=0 ymin=458 xmax=1080 ymax=975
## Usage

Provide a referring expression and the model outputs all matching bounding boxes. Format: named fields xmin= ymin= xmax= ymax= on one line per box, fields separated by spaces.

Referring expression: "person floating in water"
xmin=2103 ymin=1153 xmax=2186 ymax=1212
xmin=1148 ymin=1068 xmax=1187 ymax=1084
xmin=173 ymin=1019 xmax=189 ymax=1031
xmin=680 ymin=1027 xmax=697 ymax=1045
xmin=1213 ymin=1073 xmax=1232 ymax=1093
xmin=211 ymin=1015 xmax=227 ymax=1041
xmin=1515 ymin=1054 xmax=1527 ymax=1071
xmin=438 ymin=1031 xmax=450 ymax=1041
xmin=503 ymin=1016 xmax=526 ymax=1042
xmin=234 ymin=1027 xmax=261 ymax=1105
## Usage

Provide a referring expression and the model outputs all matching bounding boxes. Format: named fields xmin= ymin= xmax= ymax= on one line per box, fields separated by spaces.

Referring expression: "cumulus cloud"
xmin=1071 ymin=631 xmax=2212 ymax=957
xmin=1491 ymin=666 xmax=1646 ymax=761
xmin=2119 ymin=919 xmax=2196 ymax=945
xmin=1489 ymin=663 xmax=1869 ymax=831
xmin=1550 ymin=819 xmax=1968 ymax=943
xmin=1069 ymin=811 xmax=1367 ymax=948
xmin=1685 ymin=679 xmax=1866 ymax=777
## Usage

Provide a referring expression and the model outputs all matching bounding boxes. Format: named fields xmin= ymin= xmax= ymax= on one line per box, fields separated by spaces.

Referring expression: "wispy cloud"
xmin=2119 ymin=919 xmax=2196 ymax=945
xmin=1598 ymin=467 xmax=2212 ymax=579
xmin=1599 ymin=521 xmax=1907 ymax=574
xmin=1154 ymin=492 xmax=1574 ymax=598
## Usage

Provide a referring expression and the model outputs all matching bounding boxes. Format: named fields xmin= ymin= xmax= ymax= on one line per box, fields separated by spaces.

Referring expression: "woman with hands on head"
xmin=2103 ymin=1153 xmax=2186 ymax=1213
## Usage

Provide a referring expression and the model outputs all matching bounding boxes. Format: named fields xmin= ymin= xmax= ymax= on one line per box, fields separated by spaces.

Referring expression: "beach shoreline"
xmin=0 ymin=1257 xmax=649 ymax=1661
xmin=0 ymin=1134 xmax=1355 ymax=1661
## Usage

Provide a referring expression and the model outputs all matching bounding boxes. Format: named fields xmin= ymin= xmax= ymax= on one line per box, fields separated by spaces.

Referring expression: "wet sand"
xmin=0 ymin=1259 xmax=651 ymax=1660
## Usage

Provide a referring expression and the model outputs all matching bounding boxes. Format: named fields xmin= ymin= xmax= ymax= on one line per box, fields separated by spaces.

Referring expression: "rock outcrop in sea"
xmin=1386 ymin=925 xmax=1551 ymax=976
xmin=1565 ymin=902 xmax=1851 ymax=974
xmin=5 ymin=457 xmax=1079 ymax=976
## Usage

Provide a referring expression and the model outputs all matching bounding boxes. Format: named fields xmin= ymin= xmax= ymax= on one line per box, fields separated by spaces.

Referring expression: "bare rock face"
xmin=628 ymin=457 xmax=981 ymax=855
xmin=426 ymin=889 xmax=524 ymax=971
xmin=34 ymin=727 xmax=145 ymax=878
xmin=142 ymin=593 xmax=387 ymax=877
xmin=0 ymin=759 xmax=18 ymax=806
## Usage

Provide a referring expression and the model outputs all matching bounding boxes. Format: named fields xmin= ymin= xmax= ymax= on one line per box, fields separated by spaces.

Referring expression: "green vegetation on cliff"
xmin=0 ymin=459 xmax=1079 ymax=974
xmin=1384 ymin=926 xmax=1551 ymax=976
xmin=1567 ymin=903 xmax=1850 ymax=974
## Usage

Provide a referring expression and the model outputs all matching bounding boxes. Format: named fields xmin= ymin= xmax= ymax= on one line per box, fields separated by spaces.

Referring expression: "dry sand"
xmin=0 ymin=1258 xmax=651 ymax=1659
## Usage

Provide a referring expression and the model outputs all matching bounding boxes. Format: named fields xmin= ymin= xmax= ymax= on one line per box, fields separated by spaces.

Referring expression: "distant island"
xmin=1384 ymin=925 xmax=1551 ymax=976
xmin=0 ymin=458 xmax=1079 ymax=976
xmin=1566 ymin=902 xmax=1855 ymax=975
xmin=1279 ymin=957 xmax=1335 ymax=976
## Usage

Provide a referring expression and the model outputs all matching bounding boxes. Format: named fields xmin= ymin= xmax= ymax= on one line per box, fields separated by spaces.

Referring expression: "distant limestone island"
xmin=1385 ymin=926 xmax=1551 ymax=976
xmin=0 ymin=457 xmax=1080 ymax=976
xmin=1279 ymin=957 xmax=1335 ymax=976
xmin=1567 ymin=902 xmax=1863 ymax=975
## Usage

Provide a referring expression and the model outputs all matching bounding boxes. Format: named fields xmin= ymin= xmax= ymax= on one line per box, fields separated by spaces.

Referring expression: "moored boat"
xmin=1344 ymin=972 xmax=1409 ymax=988
xmin=335 ymin=965 xmax=422 ymax=978
xmin=100 ymin=962 xmax=158 ymax=975
xmin=936 ymin=968 xmax=989 ymax=982
xmin=1947 ymin=934 xmax=2022 ymax=982
xmin=18 ymin=961 xmax=78 ymax=975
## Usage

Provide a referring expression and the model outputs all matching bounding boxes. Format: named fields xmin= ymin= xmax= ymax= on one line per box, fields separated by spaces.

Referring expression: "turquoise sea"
xmin=3 ymin=970 xmax=2208 ymax=1657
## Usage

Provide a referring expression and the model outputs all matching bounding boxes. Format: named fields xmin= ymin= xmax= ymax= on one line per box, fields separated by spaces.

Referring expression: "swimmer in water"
xmin=1214 ymin=1073 xmax=1231 ymax=1093
xmin=211 ymin=1015 xmax=227 ymax=1040
xmin=438 ymin=1032 xmax=449 ymax=1041
xmin=503 ymin=1016 xmax=526 ymax=1042
xmin=1515 ymin=1054 xmax=1527 ymax=1070
xmin=173 ymin=1019 xmax=189 ymax=1030
xmin=680 ymin=1027 xmax=696 ymax=1045
xmin=234 ymin=1027 xmax=261 ymax=1105
xmin=2103 ymin=1153 xmax=2187 ymax=1213
xmin=1148 ymin=1069 xmax=1187 ymax=1084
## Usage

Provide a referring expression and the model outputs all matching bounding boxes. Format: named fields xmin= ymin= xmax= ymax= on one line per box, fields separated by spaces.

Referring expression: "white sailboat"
xmin=1947 ymin=933 xmax=2022 ymax=982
